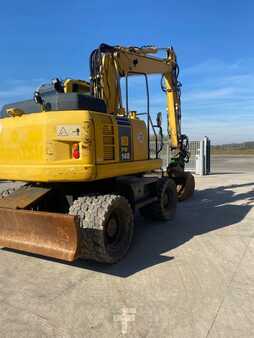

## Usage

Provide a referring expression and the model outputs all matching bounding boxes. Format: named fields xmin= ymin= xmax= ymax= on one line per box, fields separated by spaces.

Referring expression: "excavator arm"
xmin=90 ymin=44 xmax=194 ymax=200
xmin=89 ymin=43 xmax=188 ymax=163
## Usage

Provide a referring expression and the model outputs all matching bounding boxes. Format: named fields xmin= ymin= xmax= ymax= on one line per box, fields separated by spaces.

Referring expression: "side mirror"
xmin=156 ymin=112 xmax=162 ymax=128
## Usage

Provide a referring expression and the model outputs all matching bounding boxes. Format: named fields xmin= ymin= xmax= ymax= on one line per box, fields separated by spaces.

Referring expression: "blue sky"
xmin=0 ymin=0 xmax=253 ymax=144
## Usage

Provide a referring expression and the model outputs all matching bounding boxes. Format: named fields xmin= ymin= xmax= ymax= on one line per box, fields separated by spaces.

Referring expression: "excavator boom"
xmin=90 ymin=44 xmax=182 ymax=150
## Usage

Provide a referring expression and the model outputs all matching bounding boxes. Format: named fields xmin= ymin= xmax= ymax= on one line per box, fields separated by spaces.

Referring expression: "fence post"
xmin=203 ymin=136 xmax=211 ymax=175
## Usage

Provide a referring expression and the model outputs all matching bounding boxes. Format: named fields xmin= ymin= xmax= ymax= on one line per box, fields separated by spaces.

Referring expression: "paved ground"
xmin=0 ymin=159 xmax=254 ymax=337
xmin=212 ymin=155 xmax=254 ymax=173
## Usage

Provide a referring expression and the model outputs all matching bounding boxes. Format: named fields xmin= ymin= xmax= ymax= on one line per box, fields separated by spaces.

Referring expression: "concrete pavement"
xmin=0 ymin=172 xmax=254 ymax=337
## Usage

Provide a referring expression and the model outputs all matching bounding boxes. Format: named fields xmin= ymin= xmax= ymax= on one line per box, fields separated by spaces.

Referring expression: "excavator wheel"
xmin=176 ymin=172 xmax=195 ymax=201
xmin=140 ymin=177 xmax=177 ymax=221
xmin=69 ymin=194 xmax=134 ymax=264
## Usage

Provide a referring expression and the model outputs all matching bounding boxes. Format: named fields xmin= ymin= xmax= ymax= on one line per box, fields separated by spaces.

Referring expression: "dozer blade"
xmin=0 ymin=208 xmax=80 ymax=261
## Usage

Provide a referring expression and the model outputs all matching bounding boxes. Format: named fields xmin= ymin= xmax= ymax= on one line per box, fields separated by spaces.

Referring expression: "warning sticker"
xmin=56 ymin=125 xmax=81 ymax=137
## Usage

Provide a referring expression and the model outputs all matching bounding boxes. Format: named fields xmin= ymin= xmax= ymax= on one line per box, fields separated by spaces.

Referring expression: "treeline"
xmin=212 ymin=141 xmax=254 ymax=155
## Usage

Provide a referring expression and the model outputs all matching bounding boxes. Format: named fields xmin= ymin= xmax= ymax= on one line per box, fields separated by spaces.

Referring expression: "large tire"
xmin=176 ymin=172 xmax=195 ymax=201
xmin=140 ymin=177 xmax=177 ymax=221
xmin=69 ymin=194 xmax=134 ymax=263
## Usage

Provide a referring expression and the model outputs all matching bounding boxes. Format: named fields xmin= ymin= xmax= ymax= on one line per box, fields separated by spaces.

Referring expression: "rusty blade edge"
xmin=0 ymin=208 xmax=81 ymax=262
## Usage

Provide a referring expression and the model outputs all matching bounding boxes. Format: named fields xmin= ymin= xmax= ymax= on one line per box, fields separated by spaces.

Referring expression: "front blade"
xmin=0 ymin=208 xmax=80 ymax=261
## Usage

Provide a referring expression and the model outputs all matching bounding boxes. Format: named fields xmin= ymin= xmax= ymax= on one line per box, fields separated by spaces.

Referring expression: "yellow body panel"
xmin=130 ymin=119 xmax=148 ymax=161
xmin=96 ymin=159 xmax=160 ymax=180
xmin=0 ymin=110 xmax=161 ymax=182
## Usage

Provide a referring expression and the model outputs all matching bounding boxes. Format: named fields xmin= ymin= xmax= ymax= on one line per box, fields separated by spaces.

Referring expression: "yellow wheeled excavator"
xmin=0 ymin=43 xmax=195 ymax=263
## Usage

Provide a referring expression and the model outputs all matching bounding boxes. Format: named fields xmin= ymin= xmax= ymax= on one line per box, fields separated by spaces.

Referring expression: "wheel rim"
xmin=105 ymin=214 xmax=121 ymax=245
xmin=104 ymin=207 xmax=132 ymax=258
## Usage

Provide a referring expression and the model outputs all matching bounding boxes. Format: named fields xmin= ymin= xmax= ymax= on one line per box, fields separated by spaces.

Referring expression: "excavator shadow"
xmin=4 ymin=182 xmax=254 ymax=277
xmin=77 ymin=181 xmax=254 ymax=277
